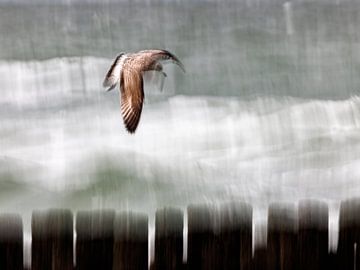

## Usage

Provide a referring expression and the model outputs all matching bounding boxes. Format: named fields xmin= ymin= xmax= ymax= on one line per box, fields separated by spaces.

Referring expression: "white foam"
xmin=0 ymin=57 xmax=110 ymax=107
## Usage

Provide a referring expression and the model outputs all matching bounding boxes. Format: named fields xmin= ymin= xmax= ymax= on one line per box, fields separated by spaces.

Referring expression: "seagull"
xmin=103 ymin=49 xmax=185 ymax=133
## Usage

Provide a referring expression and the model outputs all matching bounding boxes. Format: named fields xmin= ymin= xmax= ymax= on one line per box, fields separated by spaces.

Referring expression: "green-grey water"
xmin=1 ymin=0 xmax=360 ymax=264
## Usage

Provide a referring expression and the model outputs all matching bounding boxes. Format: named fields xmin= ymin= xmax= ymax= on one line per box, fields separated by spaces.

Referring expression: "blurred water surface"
xmin=0 ymin=0 xmax=360 ymax=245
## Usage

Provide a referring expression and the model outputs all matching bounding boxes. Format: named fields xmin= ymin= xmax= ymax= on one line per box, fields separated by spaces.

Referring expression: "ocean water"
xmin=1 ymin=0 xmax=360 ymax=262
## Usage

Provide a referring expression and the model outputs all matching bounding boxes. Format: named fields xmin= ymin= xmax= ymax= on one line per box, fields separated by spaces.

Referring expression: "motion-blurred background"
xmin=0 ymin=0 xmax=360 ymax=251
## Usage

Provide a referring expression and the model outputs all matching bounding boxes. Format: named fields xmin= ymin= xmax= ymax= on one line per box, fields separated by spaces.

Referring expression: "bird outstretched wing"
xmin=157 ymin=49 xmax=186 ymax=72
xmin=139 ymin=49 xmax=186 ymax=72
xmin=103 ymin=53 xmax=124 ymax=91
xmin=120 ymin=66 xmax=144 ymax=133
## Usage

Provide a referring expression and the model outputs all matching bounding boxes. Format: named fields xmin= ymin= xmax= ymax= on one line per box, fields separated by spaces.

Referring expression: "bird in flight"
xmin=103 ymin=49 xmax=185 ymax=133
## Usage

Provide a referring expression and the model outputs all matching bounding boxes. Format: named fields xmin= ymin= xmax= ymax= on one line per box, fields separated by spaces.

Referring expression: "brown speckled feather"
xmin=135 ymin=49 xmax=185 ymax=72
xmin=120 ymin=66 xmax=144 ymax=133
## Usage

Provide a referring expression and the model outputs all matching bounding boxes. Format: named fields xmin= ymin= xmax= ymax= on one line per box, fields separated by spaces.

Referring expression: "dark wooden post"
xmin=187 ymin=203 xmax=252 ymax=270
xmin=252 ymin=224 xmax=267 ymax=270
xmin=113 ymin=212 xmax=148 ymax=270
xmin=252 ymin=247 xmax=267 ymax=270
xmin=32 ymin=209 xmax=73 ymax=270
xmin=154 ymin=208 xmax=183 ymax=270
xmin=219 ymin=202 xmax=252 ymax=270
xmin=0 ymin=214 xmax=23 ymax=270
xmin=267 ymin=203 xmax=298 ymax=270
xmin=187 ymin=204 xmax=219 ymax=270
xmin=298 ymin=200 xmax=329 ymax=270
xmin=328 ymin=252 xmax=339 ymax=270
xmin=338 ymin=198 xmax=360 ymax=270
xmin=75 ymin=210 xmax=115 ymax=270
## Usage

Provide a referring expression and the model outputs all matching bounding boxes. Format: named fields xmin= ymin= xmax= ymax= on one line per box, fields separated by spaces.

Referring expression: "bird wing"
xmin=139 ymin=49 xmax=185 ymax=72
xmin=103 ymin=53 xmax=123 ymax=91
xmin=120 ymin=66 xmax=144 ymax=133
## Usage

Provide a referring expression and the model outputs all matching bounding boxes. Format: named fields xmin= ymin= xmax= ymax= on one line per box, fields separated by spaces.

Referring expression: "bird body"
xmin=103 ymin=49 xmax=184 ymax=133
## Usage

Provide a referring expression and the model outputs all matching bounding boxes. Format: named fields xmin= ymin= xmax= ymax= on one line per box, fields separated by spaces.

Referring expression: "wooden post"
xmin=328 ymin=252 xmax=339 ymax=270
xmin=113 ymin=212 xmax=148 ymax=270
xmin=187 ymin=203 xmax=252 ymax=270
xmin=187 ymin=204 xmax=218 ymax=270
xmin=338 ymin=198 xmax=360 ymax=270
xmin=219 ymin=202 xmax=252 ymax=270
xmin=252 ymin=224 xmax=267 ymax=270
xmin=0 ymin=214 xmax=23 ymax=270
xmin=32 ymin=209 xmax=73 ymax=270
xmin=298 ymin=200 xmax=329 ymax=270
xmin=267 ymin=203 xmax=298 ymax=270
xmin=75 ymin=210 xmax=115 ymax=270
xmin=252 ymin=247 xmax=267 ymax=270
xmin=154 ymin=208 xmax=183 ymax=270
